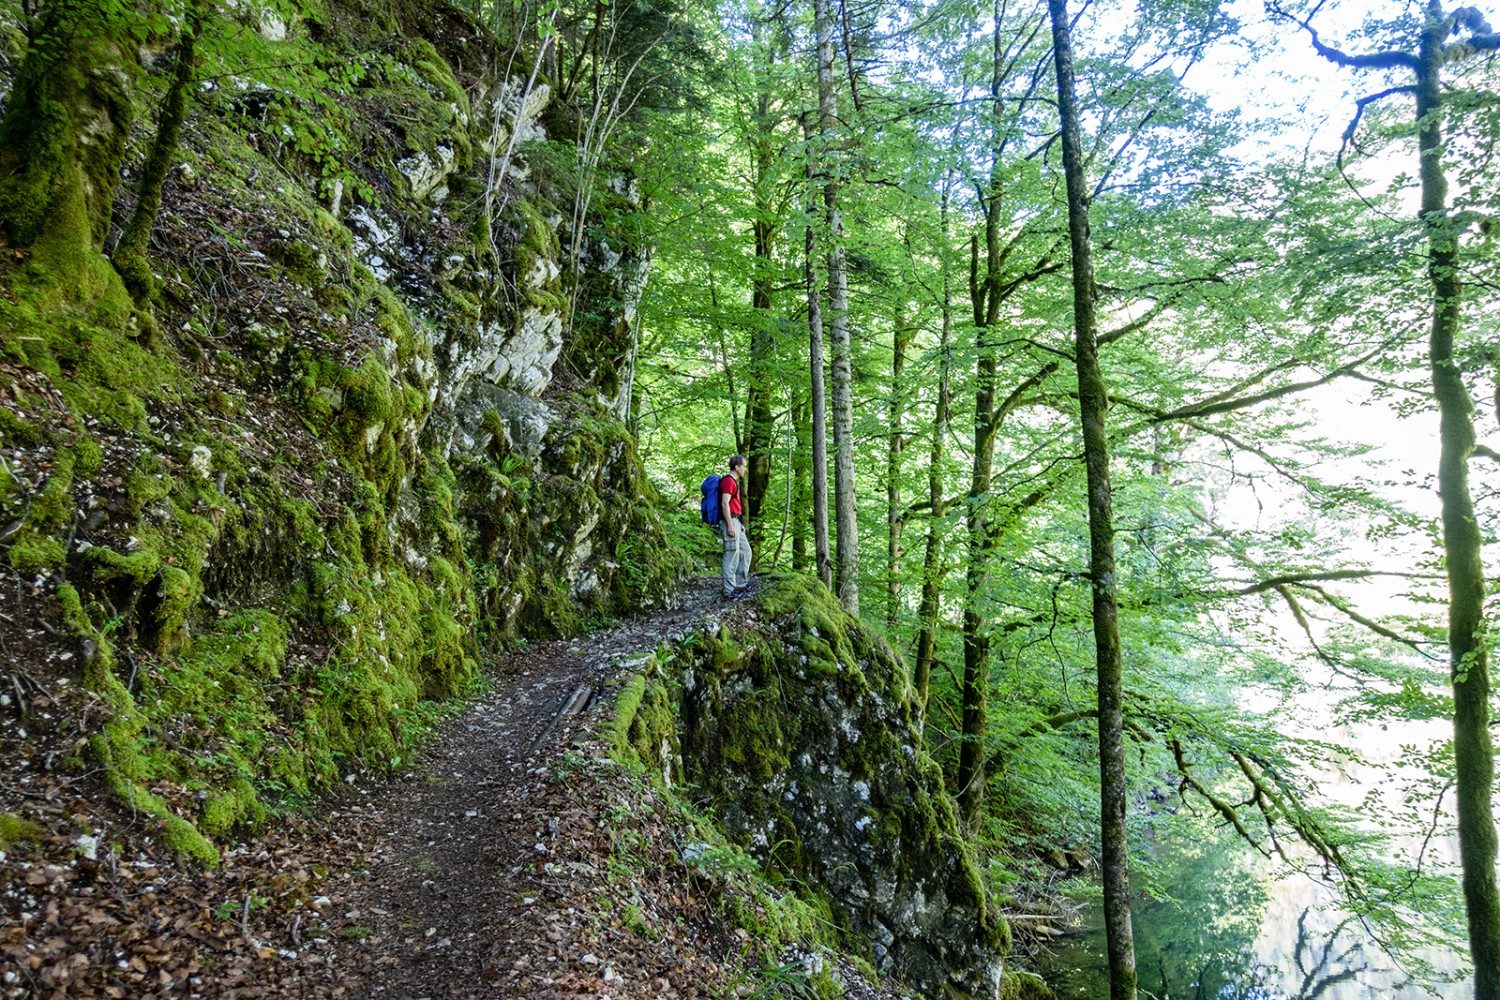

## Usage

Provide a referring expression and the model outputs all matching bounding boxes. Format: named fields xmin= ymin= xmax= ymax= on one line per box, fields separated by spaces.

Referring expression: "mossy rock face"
xmin=455 ymin=397 xmax=682 ymax=644
xmin=0 ymin=0 xmax=682 ymax=867
xmin=669 ymin=574 xmax=1009 ymax=1000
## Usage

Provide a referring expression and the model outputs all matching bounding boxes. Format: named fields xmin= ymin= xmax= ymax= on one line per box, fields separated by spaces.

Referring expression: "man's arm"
xmin=721 ymin=484 xmax=734 ymax=535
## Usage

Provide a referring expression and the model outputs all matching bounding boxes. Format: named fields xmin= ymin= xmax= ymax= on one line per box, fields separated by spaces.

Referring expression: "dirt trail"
xmin=322 ymin=577 xmax=735 ymax=999
xmin=2 ymin=576 xmax=906 ymax=999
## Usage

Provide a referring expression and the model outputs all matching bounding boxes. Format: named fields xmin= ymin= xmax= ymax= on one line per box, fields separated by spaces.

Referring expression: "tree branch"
xmin=1151 ymin=345 xmax=1383 ymax=423
xmin=1266 ymin=0 xmax=1419 ymax=71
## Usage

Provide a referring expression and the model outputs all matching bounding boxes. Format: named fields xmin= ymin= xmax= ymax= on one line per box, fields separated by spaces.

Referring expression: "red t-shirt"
xmin=720 ymin=474 xmax=742 ymax=518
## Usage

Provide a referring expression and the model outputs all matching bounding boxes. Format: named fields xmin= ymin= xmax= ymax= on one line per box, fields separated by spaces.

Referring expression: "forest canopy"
xmin=620 ymin=0 xmax=1500 ymax=995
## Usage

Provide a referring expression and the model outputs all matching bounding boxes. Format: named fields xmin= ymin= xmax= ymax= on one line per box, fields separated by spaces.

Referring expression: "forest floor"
xmin=0 ymin=577 xmax=910 ymax=999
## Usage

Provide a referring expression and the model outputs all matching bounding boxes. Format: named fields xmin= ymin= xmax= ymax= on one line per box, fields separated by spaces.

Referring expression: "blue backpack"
xmin=700 ymin=474 xmax=722 ymax=525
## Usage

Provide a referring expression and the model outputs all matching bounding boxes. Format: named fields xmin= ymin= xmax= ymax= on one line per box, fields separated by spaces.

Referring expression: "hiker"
xmin=719 ymin=455 xmax=751 ymax=598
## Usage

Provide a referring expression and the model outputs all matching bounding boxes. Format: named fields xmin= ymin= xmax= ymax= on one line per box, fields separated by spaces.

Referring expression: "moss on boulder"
xmin=640 ymin=574 xmax=1009 ymax=1000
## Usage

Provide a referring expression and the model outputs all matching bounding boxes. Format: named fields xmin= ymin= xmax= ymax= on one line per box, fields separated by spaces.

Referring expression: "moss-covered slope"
xmin=0 ymin=0 xmax=680 ymax=860
xmin=615 ymin=575 xmax=1012 ymax=1000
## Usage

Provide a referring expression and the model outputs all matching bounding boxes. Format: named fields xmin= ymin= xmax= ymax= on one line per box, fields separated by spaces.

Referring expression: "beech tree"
xmin=812 ymin=0 xmax=860 ymax=614
xmin=1048 ymin=0 xmax=1138 ymax=994
xmin=1270 ymin=2 xmax=1500 ymax=994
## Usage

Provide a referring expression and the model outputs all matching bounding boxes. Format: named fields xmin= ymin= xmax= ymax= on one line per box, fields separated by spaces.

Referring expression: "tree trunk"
xmin=803 ymin=114 xmax=832 ymax=589
xmin=913 ymin=219 xmax=953 ymax=719
xmin=1416 ymin=7 xmax=1500 ymax=996
xmin=744 ymin=69 xmax=778 ymax=566
xmin=1048 ymin=2 xmax=1137 ymax=997
xmin=956 ymin=5 xmax=1007 ymax=825
xmin=815 ymin=0 xmax=859 ymax=615
xmin=0 ymin=0 xmax=135 ymax=272
xmin=113 ymin=0 xmax=207 ymax=304
xmin=793 ymin=396 xmax=811 ymax=572
xmin=886 ymin=310 xmax=911 ymax=633
xmin=957 ymin=299 xmax=995 ymax=825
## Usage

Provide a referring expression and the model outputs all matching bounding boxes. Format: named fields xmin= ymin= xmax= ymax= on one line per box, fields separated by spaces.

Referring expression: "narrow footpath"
xmin=3 ymin=578 xmax=908 ymax=999
xmin=320 ymin=577 xmax=739 ymax=999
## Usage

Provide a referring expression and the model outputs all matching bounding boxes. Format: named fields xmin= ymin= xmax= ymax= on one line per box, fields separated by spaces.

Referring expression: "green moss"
xmin=606 ymin=669 xmax=678 ymax=773
xmin=0 ymin=11 xmax=133 ymax=250
xmin=1000 ymin=971 xmax=1055 ymax=1000
xmin=267 ymin=238 xmax=325 ymax=285
xmin=160 ymin=811 xmax=219 ymax=866
xmin=201 ymin=778 xmax=266 ymax=837
xmin=403 ymin=39 xmax=470 ymax=122
xmin=147 ymin=565 xmax=199 ymax=653
xmin=28 ymin=448 xmax=76 ymax=530
xmin=0 ymin=813 xmax=43 ymax=849
xmin=506 ymin=197 xmax=567 ymax=316
xmin=339 ymin=357 xmax=394 ymax=424
xmin=309 ymin=208 xmax=352 ymax=252
xmin=90 ymin=730 xmax=218 ymax=867
xmin=81 ymin=544 xmax=162 ymax=588
xmin=10 ymin=533 xmax=66 ymax=572
xmin=0 ymin=405 xmax=43 ymax=447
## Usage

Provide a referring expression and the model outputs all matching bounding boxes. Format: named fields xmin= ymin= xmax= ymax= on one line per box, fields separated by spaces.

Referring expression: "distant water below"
xmin=1037 ymin=716 xmax=1468 ymax=999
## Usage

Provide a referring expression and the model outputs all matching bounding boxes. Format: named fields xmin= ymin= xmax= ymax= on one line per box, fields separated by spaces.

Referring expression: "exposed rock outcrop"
xmin=617 ymin=576 xmax=1011 ymax=1000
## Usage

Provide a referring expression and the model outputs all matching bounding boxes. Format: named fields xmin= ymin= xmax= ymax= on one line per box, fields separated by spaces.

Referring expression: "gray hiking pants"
xmin=720 ymin=516 xmax=750 ymax=594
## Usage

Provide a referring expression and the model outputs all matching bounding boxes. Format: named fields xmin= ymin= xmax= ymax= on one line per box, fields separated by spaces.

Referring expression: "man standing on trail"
xmin=720 ymin=455 xmax=751 ymax=599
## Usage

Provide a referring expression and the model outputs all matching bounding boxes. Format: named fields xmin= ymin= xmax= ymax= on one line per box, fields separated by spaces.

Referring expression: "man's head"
xmin=728 ymin=455 xmax=746 ymax=475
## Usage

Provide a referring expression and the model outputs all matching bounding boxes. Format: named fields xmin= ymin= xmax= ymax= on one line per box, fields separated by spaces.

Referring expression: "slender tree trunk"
xmin=803 ymin=115 xmax=832 ymax=589
xmin=793 ymin=397 xmax=811 ymax=572
xmin=956 ymin=5 xmax=1007 ymax=825
xmin=957 ymin=301 xmax=995 ymax=825
xmin=744 ymin=61 xmax=778 ymax=566
xmin=1415 ymin=8 xmax=1500 ymax=996
xmin=113 ymin=0 xmax=207 ymax=305
xmin=1048 ymin=2 xmax=1137 ymax=997
xmin=886 ymin=310 xmax=911 ymax=633
xmin=815 ymin=0 xmax=858 ymax=614
xmin=913 ymin=223 xmax=953 ymax=719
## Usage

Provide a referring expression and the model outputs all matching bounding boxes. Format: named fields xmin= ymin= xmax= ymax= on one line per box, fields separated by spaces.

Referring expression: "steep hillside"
xmin=0 ymin=0 xmax=679 ymax=861
xmin=0 ymin=3 xmax=1050 ymax=999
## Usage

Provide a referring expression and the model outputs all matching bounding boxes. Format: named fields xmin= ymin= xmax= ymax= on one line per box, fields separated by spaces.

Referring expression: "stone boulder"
xmin=659 ymin=575 xmax=1010 ymax=1000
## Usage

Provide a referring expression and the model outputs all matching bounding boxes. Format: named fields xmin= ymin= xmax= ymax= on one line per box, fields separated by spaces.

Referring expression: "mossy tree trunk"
xmin=113 ymin=0 xmax=208 ymax=304
xmin=0 ymin=0 xmax=135 ymax=279
xmin=1283 ymin=3 xmax=1500 ymax=991
xmin=1048 ymin=1 xmax=1137 ymax=996
xmin=1415 ymin=9 xmax=1500 ymax=996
